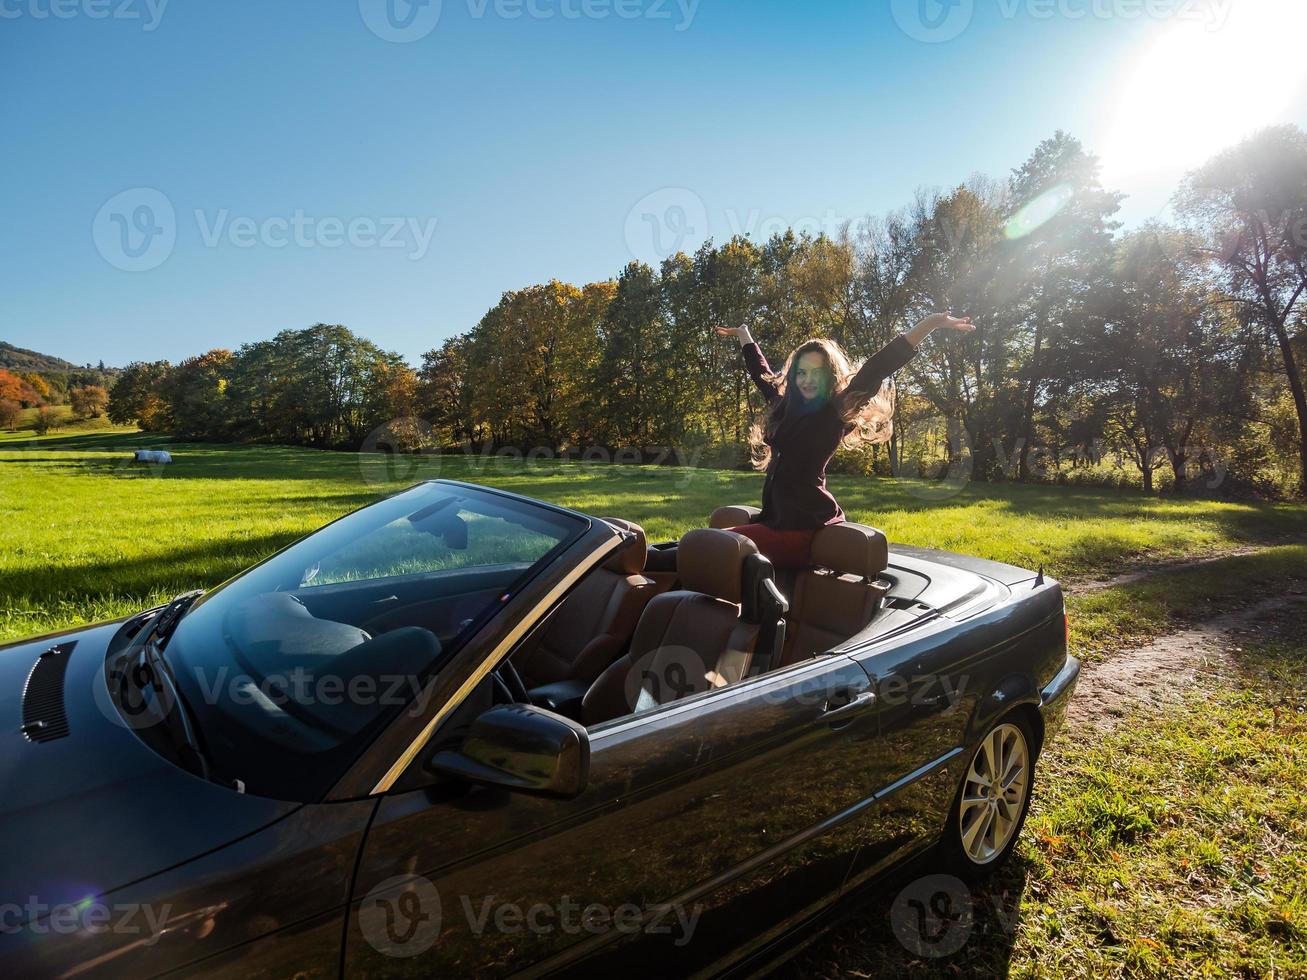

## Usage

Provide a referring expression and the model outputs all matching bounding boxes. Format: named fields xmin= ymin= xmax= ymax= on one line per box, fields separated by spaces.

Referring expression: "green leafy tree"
xmin=69 ymin=384 xmax=109 ymax=420
xmin=0 ymin=398 xmax=19 ymax=431
xmin=1179 ymin=125 xmax=1307 ymax=496
xmin=158 ymin=350 xmax=233 ymax=439
xmin=417 ymin=336 xmax=476 ymax=446
xmin=108 ymin=361 xmax=173 ymax=429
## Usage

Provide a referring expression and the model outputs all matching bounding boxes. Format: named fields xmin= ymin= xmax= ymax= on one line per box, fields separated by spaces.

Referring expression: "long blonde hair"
xmin=748 ymin=337 xmax=895 ymax=471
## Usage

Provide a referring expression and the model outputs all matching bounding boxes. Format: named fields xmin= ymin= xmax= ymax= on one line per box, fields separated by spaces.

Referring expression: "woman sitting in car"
xmin=712 ymin=313 xmax=974 ymax=568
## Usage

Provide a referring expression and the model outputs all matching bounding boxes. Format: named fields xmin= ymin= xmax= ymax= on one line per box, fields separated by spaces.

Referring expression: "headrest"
xmin=677 ymin=528 xmax=759 ymax=604
xmin=708 ymin=505 xmax=760 ymax=530
xmin=810 ymin=522 xmax=888 ymax=580
xmin=600 ymin=518 xmax=647 ymax=575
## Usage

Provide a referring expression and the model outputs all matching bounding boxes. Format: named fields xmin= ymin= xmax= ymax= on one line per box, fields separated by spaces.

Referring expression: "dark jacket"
xmin=742 ymin=335 xmax=917 ymax=530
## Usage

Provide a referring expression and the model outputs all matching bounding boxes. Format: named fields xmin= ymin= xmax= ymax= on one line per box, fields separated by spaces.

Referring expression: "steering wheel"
xmin=493 ymin=658 xmax=532 ymax=704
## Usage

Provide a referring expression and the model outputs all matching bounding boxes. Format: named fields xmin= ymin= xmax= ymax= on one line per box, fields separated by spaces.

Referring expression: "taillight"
xmin=1064 ymin=605 xmax=1070 ymax=648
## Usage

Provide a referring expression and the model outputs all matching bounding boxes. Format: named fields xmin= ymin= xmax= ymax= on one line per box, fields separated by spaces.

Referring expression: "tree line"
xmin=106 ymin=126 xmax=1307 ymax=498
xmin=0 ymin=363 xmax=116 ymax=433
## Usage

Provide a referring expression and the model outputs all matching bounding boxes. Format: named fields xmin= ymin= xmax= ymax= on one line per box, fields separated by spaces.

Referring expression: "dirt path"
xmin=1066 ymin=585 xmax=1307 ymax=730
xmin=1065 ymin=544 xmax=1267 ymax=595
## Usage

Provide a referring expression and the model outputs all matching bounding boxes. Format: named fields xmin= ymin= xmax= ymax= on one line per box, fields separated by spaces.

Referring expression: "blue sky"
xmin=3 ymin=0 xmax=1305 ymax=367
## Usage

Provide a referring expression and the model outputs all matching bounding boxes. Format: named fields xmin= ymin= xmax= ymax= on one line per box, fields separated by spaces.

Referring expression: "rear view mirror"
xmin=427 ymin=703 xmax=589 ymax=797
xmin=410 ymin=508 xmax=469 ymax=549
xmin=435 ymin=513 xmax=469 ymax=549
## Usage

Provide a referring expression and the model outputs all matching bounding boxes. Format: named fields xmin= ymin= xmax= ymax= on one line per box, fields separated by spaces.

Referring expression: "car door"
xmin=341 ymin=652 xmax=883 ymax=977
xmin=841 ymin=603 xmax=1022 ymax=891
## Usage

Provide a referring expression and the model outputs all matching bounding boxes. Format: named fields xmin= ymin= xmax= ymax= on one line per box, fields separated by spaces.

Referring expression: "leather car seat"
xmin=779 ymin=521 xmax=891 ymax=667
xmin=514 ymin=518 xmax=658 ymax=690
xmin=581 ymin=528 xmax=766 ymax=726
xmin=708 ymin=504 xmax=761 ymax=529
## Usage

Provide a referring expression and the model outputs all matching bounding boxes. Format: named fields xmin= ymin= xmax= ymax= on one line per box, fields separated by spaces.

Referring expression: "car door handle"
xmin=822 ymin=690 xmax=876 ymax=721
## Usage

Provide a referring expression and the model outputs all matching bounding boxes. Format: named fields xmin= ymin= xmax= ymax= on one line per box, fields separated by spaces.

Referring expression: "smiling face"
xmin=794 ymin=351 xmax=830 ymax=403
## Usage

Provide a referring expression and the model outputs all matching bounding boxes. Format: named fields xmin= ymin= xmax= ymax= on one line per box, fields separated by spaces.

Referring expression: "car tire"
xmin=940 ymin=713 xmax=1038 ymax=880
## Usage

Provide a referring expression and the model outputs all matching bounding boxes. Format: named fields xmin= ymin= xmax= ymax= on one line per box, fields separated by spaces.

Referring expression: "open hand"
xmin=905 ymin=313 xmax=975 ymax=346
xmin=713 ymin=325 xmax=747 ymax=339
xmin=921 ymin=313 xmax=975 ymax=333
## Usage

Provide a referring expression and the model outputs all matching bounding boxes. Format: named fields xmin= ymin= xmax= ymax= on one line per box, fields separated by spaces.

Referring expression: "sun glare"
xmin=1099 ymin=0 xmax=1307 ymax=184
xmin=1005 ymin=184 xmax=1074 ymax=239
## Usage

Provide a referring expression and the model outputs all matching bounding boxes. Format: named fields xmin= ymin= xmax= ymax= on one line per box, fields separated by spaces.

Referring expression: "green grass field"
xmin=4 ymin=423 xmax=1306 ymax=644
xmin=3 ymin=422 xmax=1306 ymax=977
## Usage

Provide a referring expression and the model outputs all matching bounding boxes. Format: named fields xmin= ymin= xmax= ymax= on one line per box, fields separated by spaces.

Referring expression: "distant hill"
xmin=0 ymin=342 xmax=83 ymax=373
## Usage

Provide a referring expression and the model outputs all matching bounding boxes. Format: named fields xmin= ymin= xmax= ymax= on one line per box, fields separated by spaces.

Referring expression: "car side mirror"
xmin=427 ymin=703 xmax=589 ymax=797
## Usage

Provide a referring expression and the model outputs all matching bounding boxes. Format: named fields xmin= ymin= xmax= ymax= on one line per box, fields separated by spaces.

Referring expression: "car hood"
xmin=0 ymin=622 xmax=299 ymax=921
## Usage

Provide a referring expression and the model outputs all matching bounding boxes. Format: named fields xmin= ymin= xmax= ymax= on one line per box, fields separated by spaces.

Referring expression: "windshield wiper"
xmin=122 ymin=590 xmax=218 ymax=783
xmin=132 ymin=589 xmax=205 ymax=651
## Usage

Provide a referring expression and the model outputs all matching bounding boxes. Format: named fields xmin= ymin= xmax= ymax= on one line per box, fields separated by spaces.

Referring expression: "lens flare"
xmin=1004 ymin=184 xmax=1073 ymax=240
xmin=1099 ymin=0 xmax=1307 ymax=183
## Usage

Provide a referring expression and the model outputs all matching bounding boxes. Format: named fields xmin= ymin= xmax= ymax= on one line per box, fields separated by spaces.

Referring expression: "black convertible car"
xmin=0 ymin=480 xmax=1078 ymax=977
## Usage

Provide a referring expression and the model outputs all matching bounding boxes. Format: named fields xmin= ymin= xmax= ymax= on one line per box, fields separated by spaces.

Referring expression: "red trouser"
xmin=728 ymin=523 xmax=817 ymax=569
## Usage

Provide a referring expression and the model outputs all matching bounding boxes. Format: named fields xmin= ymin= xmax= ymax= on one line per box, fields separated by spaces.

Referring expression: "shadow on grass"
xmin=0 ymin=430 xmax=172 ymax=452
xmin=0 ymin=531 xmax=306 ymax=610
xmin=778 ymin=851 xmax=1034 ymax=978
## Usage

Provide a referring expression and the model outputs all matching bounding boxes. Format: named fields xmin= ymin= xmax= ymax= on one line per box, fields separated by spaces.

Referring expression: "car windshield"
xmin=163 ymin=482 xmax=586 ymax=801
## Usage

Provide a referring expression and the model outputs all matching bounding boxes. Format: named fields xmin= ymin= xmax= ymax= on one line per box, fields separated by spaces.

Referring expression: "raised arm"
xmin=834 ymin=335 xmax=917 ymax=418
xmin=715 ymin=324 xmax=781 ymax=405
xmin=835 ymin=313 xmax=975 ymax=418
